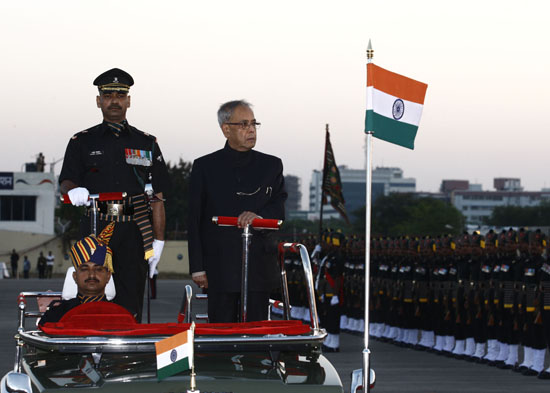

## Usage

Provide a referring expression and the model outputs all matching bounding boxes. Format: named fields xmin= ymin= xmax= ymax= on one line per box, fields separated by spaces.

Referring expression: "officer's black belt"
xmin=86 ymin=194 xmax=154 ymax=259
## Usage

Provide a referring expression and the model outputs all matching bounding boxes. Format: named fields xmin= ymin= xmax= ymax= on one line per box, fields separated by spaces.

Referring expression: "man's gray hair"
xmin=217 ymin=100 xmax=252 ymax=127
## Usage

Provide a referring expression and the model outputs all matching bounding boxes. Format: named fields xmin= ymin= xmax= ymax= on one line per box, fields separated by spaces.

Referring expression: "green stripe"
xmin=364 ymin=110 xmax=418 ymax=150
xmin=157 ymin=358 xmax=190 ymax=380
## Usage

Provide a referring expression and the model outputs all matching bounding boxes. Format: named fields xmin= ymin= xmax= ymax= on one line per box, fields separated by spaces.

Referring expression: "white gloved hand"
xmin=67 ymin=187 xmax=90 ymax=206
xmin=330 ymin=295 xmax=339 ymax=306
xmin=148 ymin=239 xmax=165 ymax=279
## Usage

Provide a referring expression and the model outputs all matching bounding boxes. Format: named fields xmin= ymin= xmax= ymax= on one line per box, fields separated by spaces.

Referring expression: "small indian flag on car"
xmin=365 ymin=63 xmax=428 ymax=150
xmin=155 ymin=324 xmax=194 ymax=381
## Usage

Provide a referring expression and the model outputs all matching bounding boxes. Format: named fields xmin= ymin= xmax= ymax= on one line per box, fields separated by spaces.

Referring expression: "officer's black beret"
xmin=93 ymin=68 xmax=134 ymax=93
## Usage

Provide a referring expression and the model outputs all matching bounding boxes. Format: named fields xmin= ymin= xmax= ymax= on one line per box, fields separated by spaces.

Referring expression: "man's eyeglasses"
xmin=225 ymin=121 xmax=261 ymax=130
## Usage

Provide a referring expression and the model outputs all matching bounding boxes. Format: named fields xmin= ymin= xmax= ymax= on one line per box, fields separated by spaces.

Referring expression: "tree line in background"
xmin=55 ymin=159 xmax=549 ymax=241
xmin=484 ymin=201 xmax=550 ymax=227
xmin=283 ymin=193 xmax=465 ymax=238
xmin=163 ymin=159 xmax=192 ymax=239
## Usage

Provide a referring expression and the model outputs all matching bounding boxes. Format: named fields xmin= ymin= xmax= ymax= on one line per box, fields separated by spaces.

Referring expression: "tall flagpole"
xmin=363 ymin=39 xmax=374 ymax=393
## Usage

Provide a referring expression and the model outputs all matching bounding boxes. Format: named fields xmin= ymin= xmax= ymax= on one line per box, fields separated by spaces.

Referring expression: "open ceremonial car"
xmin=1 ymin=218 xmax=374 ymax=393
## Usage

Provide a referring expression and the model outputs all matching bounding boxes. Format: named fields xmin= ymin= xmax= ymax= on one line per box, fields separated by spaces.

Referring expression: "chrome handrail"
xmin=15 ymin=291 xmax=62 ymax=373
xmin=280 ymin=243 xmax=320 ymax=334
xmin=184 ymin=285 xmax=193 ymax=324
xmin=241 ymin=225 xmax=252 ymax=322
xmin=18 ymin=329 xmax=326 ymax=354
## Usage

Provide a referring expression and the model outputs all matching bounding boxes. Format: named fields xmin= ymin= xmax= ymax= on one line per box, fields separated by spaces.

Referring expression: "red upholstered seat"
xmin=39 ymin=302 xmax=312 ymax=337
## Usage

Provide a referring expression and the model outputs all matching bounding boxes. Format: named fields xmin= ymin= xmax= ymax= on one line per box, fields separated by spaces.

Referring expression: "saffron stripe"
xmin=367 ymin=63 xmax=428 ymax=104
xmin=155 ymin=330 xmax=189 ymax=355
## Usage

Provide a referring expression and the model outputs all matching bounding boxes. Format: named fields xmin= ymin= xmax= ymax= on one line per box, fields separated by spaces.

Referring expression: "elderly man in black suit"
xmin=188 ymin=100 xmax=287 ymax=323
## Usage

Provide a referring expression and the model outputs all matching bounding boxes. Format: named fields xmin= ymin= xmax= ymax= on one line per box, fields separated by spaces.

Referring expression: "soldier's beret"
xmin=93 ymin=68 xmax=134 ymax=93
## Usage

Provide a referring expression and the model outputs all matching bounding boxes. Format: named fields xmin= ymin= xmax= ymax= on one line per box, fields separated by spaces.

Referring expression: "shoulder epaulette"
xmin=71 ymin=129 xmax=89 ymax=140
xmin=71 ymin=124 xmax=101 ymax=140
xmin=129 ymin=126 xmax=157 ymax=142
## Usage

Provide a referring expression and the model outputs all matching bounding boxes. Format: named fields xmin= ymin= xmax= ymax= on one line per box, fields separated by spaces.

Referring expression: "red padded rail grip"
xmin=212 ymin=216 xmax=282 ymax=229
xmin=95 ymin=192 xmax=126 ymax=201
xmin=61 ymin=192 xmax=127 ymax=204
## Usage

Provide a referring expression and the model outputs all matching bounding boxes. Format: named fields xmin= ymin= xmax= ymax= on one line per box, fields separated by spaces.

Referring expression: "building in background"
xmin=308 ymin=166 xmax=416 ymax=220
xmin=440 ymin=180 xmax=470 ymax=194
xmin=0 ymin=171 xmax=56 ymax=235
xmin=305 ymin=169 xmax=549 ymax=226
xmin=284 ymin=174 xmax=302 ymax=213
xmin=493 ymin=177 xmax=522 ymax=191
xmin=441 ymin=178 xmax=550 ymax=225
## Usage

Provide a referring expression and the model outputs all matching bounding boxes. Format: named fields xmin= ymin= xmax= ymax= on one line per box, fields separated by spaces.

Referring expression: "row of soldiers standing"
xmin=283 ymin=228 xmax=550 ymax=379
xmin=283 ymin=231 xmax=367 ymax=352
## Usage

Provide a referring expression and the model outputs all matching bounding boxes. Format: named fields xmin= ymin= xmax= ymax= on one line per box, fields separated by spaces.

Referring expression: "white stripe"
xmin=366 ymin=86 xmax=424 ymax=126
xmin=157 ymin=341 xmax=193 ymax=370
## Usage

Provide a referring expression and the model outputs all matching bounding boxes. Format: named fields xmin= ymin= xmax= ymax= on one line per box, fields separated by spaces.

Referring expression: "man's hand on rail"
xmin=192 ymin=272 xmax=209 ymax=289
xmin=237 ymin=211 xmax=261 ymax=228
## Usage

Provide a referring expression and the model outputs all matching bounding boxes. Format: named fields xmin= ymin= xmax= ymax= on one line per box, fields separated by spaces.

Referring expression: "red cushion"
xmin=39 ymin=302 xmax=312 ymax=337
xmin=57 ymin=302 xmax=137 ymax=329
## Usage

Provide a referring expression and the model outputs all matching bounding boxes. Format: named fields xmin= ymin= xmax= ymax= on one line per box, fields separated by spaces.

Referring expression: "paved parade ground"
xmin=1 ymin=278 xmax=549 ymax=392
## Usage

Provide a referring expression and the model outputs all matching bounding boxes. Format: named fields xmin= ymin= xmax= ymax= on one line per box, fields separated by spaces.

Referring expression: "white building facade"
xmin=452 ymin=190 xmax=550 ymax=225
xmin=0 ymin=171 xmax=56 ymax=235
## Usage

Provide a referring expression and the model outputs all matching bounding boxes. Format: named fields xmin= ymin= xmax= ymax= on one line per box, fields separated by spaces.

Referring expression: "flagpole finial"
xmin=367 ymin=39 xmax=374 ymax=62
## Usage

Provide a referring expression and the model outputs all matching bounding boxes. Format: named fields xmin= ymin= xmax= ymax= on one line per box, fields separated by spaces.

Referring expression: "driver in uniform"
xmin=39 ymin=223 xmax=116 ymax=325
xmin=59 ymin=68 xmax=170 ymax=322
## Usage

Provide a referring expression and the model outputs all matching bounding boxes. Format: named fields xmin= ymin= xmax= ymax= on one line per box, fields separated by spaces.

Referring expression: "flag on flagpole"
xmin=155 ymin=327 xmax=194 ymax=380
xmin=365 ymin=63 xmax=428 ymax=149
xmin=322 ymin=129 xmax=349 ymax=223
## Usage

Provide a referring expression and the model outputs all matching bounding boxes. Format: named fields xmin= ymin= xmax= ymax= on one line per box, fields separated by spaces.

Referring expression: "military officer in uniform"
xmin=416 ymin=236 xmax=435 ymax=349
xmin=188 ymin=100 xmax=287 ymax=323
xmin=518 ymin=232 xmax=547 ymax=376
xmin=59 ymin=68 xmax=170 ymax=322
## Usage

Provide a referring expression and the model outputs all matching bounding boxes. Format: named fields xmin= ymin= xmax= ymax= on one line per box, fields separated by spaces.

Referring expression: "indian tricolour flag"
xmin=155 ymin=328 xmax=194 ymax=381
xmin=365 ymin=63 xmax=428 ymax=149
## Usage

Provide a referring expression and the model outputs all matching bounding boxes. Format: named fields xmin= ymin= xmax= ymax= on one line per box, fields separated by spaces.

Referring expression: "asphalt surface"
xmin=1 ymin=278 xmax=549 ymax=392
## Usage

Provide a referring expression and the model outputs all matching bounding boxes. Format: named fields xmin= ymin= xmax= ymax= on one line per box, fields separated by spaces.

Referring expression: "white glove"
xmin=148 ymin=239 xmax=165 ymax=279
xmin=330 ymin=295 xmax=339 ymax=306
xmin=67 ymin=187 xmax=90 ymax=206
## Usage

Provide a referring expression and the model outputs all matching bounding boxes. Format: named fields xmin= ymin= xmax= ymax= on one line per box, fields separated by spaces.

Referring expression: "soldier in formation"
xmin=282 ymin=227 xmax=550 ymax=380
xmin=366 ymin=228 xmax=550 ymax=380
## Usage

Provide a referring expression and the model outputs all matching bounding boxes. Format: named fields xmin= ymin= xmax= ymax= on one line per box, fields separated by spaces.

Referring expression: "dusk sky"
xmin=1 ymin=1 xmax=549 ymax=208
